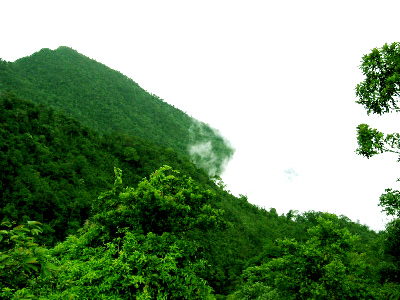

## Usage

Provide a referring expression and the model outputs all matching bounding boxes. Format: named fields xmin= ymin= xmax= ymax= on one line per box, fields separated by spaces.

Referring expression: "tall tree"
xmin=231 ymin=213 xmax=376 ymax=299
xmin=355 ymin=42 xmax=400 ymax=294
xmin=356 ymin=42 xmax=400 ymax=116
xmin=48 ymin=166 xmax=227 ymax=299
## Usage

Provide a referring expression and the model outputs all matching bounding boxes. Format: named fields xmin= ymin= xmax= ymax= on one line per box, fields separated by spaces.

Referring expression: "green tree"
xmin=355 ymin=42 xmax=400 ymax=297
xmin=48 ymin=166 xmax=226 ymax=299
xmin=0 ymin=220 xmax=58 ymax=299
xmin=0 ymin=92 xmax=220 ymax=246
xmin=231 ymin=213 xmax=375 ymax=299
xmin=356 ymin=42 xmax=400 ymax=116
xmin=1 ymin=47 xmax=235 ymax=176
xmin=355 ymin=42 xmax=400 ymax=159
xmin=92 ymin=165 xmax=227 ymax=236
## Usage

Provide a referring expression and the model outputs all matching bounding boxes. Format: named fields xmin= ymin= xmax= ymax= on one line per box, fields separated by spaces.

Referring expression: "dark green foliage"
xmin=383 ymin=219 xmax=400 ymax=262
xmin=355 ymin=42 xmax=400 ymax=298
xmin=0 ymin=92 xmax=212 ymax=245
xmin=355 ymin=123 xmax=400 ymax=159
xmin=0 ymin=44 xmax=396 ymax=298
xmin=356 ymin=123 xmax=385 ymax=158
xmin=356 ymin=42 xmax=400 ymax=115
xmin=0 ymin=46 xmax=234 ymax=176
xmin=379 ymin=189 xmax=400 ymax=217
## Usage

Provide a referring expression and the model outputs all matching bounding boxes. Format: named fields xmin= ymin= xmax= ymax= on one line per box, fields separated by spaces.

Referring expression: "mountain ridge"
xmin=1 ymin=46 xmax=234 ymax=175
xmin=0 ymin=48 xmax=390 ymax=299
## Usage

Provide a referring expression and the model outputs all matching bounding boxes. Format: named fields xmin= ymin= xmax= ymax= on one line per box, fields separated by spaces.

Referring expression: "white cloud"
xmin=284 ymin=168 xmax=299 ymax=182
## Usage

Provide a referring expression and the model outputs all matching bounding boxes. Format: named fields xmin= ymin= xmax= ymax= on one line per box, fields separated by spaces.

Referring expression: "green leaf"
xmin=0 ymin=254 xmax=11 ymax=262
xmin=34 ymin=247 xmax=45 ymax=255
xmin=27 ymin=221 xmax=42 ymax=226
xmin=23 ymin=257 xmax=38 ymax=264
xmin=10 ymin=235 xmax=21 ymax=241
xmin=13 ymin=225 xmax=30 ymax=232
xmin=25 ymin=242 xmax=39 ymax=247
xmin=44 ymin=262 xmax=59 ymax=270
xmin=1 ymin=221 xmax=12 ymax=227
xmin=21 ymin=264 xmax=31 ymax=273
xmin=27 ymin=264 xmax=39 ymax=272
xmin=31 ymin=229 xmax=42 ymax=235
xmin=15 ymin=247 xmax=25 ymax=254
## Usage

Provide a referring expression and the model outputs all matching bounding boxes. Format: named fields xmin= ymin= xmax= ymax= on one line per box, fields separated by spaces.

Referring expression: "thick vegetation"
xmin=0 ymin=92 xmax=211 ymax=245
xmin=0 ymin=45 xmax=399 ymax=298
xmin=0 ymin=47 xmax=234 ymax=176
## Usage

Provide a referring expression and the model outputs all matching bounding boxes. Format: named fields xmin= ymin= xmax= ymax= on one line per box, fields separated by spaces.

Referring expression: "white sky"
xmin=2 ymin=0 xmax=400 ymax=231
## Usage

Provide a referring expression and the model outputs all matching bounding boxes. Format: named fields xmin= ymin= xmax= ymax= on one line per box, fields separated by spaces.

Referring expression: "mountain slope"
xmin=0 ymin=94 xmax=381 ymax=297
xmin=0 ymin=92 xmax=213 ymax=245
xmin=0 ymin=47 xmax=234 ymax=175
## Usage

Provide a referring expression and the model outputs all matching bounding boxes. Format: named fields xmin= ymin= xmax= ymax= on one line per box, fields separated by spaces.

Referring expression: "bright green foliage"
xmin=356 ymin=124 xmax=385 ymax=158
xmin=0 ymin=220 xmax=58 ymax=299
xmin=50 ymin=231 xmax=215 ymax=299
xmin=356 ymin=123 xmax=400 ymax=159
xmin=355 ymin=43 xmax=400 ymax=160
xmin=0 ymin=44 xmax=395 ymax=298
xmin=379 ymin=189 xmax=400 ymax=217
xmin=1 ymin=92 xmax=365 ymax=295
xmin=92 ymin=165 xmax=227 ymax=236
xmin=356 ymin=42 xmax=400 ymax=115
xmin=355 ymin=42 xmax=400 ymax=293
xmin=231 ymin=214 xmax=376 ymax=299
xmin=45 ymin=166 xmax=225 ymax=299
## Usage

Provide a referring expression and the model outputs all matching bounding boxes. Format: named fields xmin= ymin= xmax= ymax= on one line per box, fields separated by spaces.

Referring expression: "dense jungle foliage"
xmin=0 ymin=46 xmax=234 ymax=176
xmin=0 ymin=45 xmax=399 ymax=298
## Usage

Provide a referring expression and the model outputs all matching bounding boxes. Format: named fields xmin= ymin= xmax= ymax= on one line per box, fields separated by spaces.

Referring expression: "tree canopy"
xmin=1 ymin=45 xmax=398 ymax=298
xmin=0 ymin=47 xmax=234 ymax=176
xmin=354 ymin=42 xmax=400 ymax=298
xmin=356 ymin=42 xmax=400 ymax=115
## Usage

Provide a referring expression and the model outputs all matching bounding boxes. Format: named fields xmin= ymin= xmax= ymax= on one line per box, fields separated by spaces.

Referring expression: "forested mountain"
xmin=0 ymin=45 xmax=399 ymax=299
xmin=0 ymin=46 xmax=234 ymax=176
xmin=0 ymin=92 xmax=212 ymax=245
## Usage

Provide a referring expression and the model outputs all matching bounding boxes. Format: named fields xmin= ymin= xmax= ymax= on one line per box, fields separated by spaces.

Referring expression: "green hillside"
xmin=0 ymin=47 xmax=234 ymax=176
xmin=1 ymin=92 xmax=387 ymax=299
xmin=0 ymin=92 xmax=211 ymax=245
xmin=1 ymin=44 xmax=400 ymax=299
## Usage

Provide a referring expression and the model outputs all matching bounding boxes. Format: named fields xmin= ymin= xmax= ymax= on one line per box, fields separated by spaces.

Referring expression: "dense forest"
xmin=0 ymin=47 xmax=234 ymax=176
xmin=0 ymin=44 xmax=399 ymax=299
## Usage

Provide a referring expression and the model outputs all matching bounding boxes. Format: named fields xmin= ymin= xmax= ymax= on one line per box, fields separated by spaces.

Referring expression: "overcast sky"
xmin=2 ymin=0 xmax=400 ymax=231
